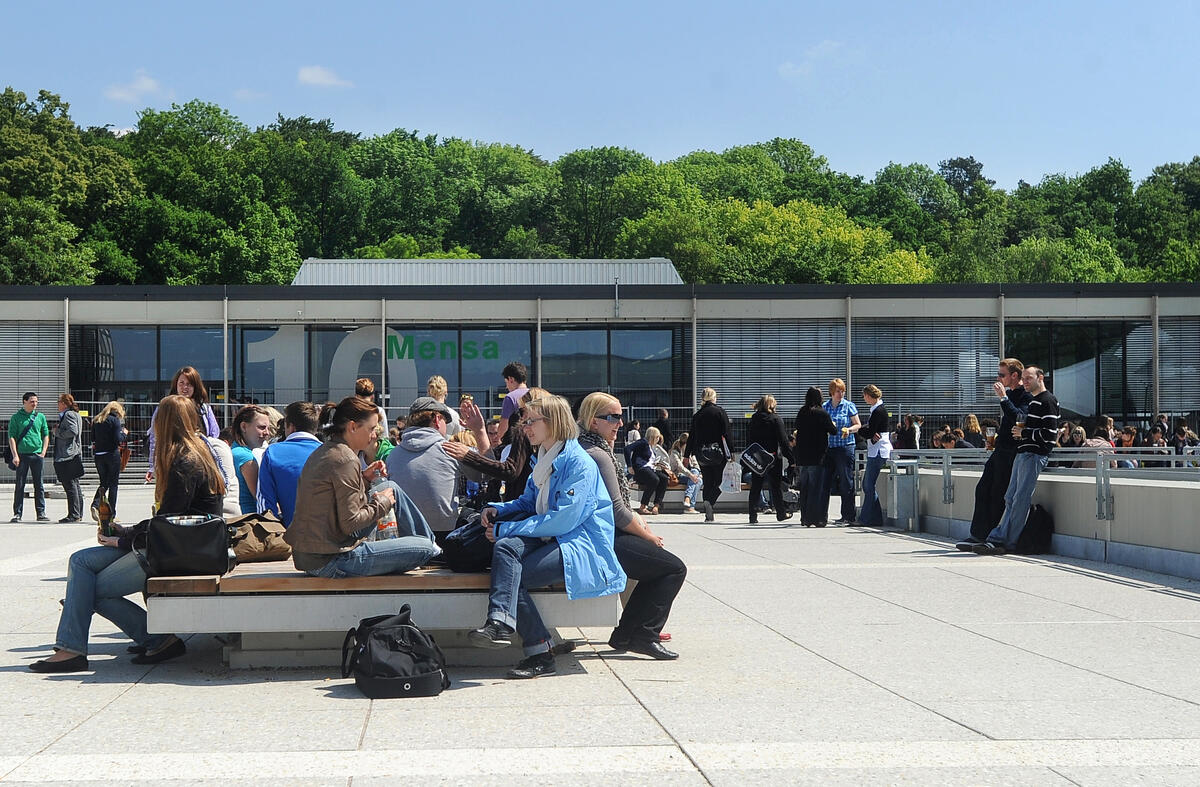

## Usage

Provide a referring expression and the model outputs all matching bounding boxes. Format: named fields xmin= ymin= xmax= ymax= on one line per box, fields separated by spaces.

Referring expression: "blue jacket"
xmin=257 ymin=433 xmax=322 ymax=527
xmin=492 ymin=439 xmax=626 ymax=601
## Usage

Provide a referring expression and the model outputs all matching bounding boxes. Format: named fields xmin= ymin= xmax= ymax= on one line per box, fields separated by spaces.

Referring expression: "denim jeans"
xmin=95 ymin=452 xmax=122 ymax=518
xmin=55 ymin=546 xmax=168 ymax=657
xmin=683 ymin=473 xmax=701 ymax=505
xmin=309 ymin=536 xmax=441 ymax=578
xmin=858 ymin=454 xmax=886 ymax=526
xmin=13 ymin=454 xmax=45 ymax=517
xmin=487 ymin=535 xmax=566 ymax=656
xmin=797 ymin=465 xmax=824 ymax=524
xmin=986 ymin=452 xmax=1050 ymax=548
xmin=361 ymin=480 xmax=436 ymax=541
xmin=821 ymin=445 xmax=856 ymax=522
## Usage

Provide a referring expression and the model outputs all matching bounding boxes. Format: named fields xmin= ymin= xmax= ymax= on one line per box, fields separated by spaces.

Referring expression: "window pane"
xmin=70 ymin=326 xmax=159 ymax=402
xmin=542 ymin=329 xmax=607 ymax=396
xmin=460 ymin=328 xmax=531 ymax=417
xmin=610 ymin=329 xmax=673 ymax=392
xmin=160 ymin=327 xmax=223 ymax=390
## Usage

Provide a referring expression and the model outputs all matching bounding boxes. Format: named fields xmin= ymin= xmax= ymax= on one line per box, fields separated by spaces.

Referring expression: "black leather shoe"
xmin=506 ymin=652 xmax=556 ymax=679
xmin=748 ymin=514 xmax=758 ymax=525
xmin=131 ymin=636 xmax=186 ymax=665
xmin=30 ymin=654 xmax=89 ymax=673
xmin=468 ymin=619 xmax=515 ymax=649
xmin=624 ymin=639 xmax=679 ymax=660
xmin=777 ymin=512 xmax=794 ymax=523
xmin=127 ymin=644 xmax=147 ymax=655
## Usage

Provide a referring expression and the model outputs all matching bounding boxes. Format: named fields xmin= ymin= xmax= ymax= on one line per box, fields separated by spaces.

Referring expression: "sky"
xmin=4 ymin=0 xmax=1198 ymax=189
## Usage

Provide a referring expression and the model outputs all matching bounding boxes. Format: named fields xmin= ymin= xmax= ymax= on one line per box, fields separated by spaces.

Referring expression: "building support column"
xmin=998 ymin=293 xmax=1006 ymax=360
xmin=63 ymin=297 xmax=70 ymax=393
xmin=222 ymin=295 xmax=230 ymax=425
xmin=535 ymin=297 xmax=543 ymax=387
xmin=845 ymin=296 xmax=853 ymax=393
xmin=380 ymin=298 xmax=387 ymax=412
xmin=1152 ymin=294 xmax=1160 ymax=418
xmin=691 ymin=294 xmax=698 ymax=408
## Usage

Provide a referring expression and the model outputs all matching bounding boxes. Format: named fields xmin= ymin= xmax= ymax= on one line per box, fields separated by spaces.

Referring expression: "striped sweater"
xmin=1017 ymin=390 xmax=1060 ymax=455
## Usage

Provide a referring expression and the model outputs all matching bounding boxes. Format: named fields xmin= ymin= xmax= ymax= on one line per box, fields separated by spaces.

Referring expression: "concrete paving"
xmin=4 ymin=483 xmax=1200 ymax=784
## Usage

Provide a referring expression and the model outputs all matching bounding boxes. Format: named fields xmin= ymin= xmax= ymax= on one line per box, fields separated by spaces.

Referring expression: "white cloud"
xmin=297 ymin=65 xmax=353 ymax=88
xmin=104 ymin=70 xmax=162 ymax=102
xmin=233 ymin=88 xmax=268 ymax=102
xmin=778 ymin=40 xmax=845 ymax=83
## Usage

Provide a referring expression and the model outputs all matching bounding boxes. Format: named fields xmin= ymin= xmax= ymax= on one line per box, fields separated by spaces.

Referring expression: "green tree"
xmin=0 ymin=194 xmax=96 ymax=284
xmin=555 ymin=147 xmax=654 ymax=257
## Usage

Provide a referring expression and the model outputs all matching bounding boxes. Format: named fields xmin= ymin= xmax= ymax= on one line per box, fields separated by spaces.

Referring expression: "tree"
xmin=0 ymin=195 xmax=96 ymax=284
xmin=555 ymin=147 xmax=654 ymax=257
xmin=938 ymin=156 xmax=995 ymax=211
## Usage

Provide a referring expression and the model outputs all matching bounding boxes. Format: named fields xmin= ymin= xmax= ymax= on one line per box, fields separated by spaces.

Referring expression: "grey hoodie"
xmin=385 ymin=427 xmax=481 ymax=534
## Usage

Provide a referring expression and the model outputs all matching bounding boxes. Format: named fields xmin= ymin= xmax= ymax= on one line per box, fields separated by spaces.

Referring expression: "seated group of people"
xmin=31 ymin=375 xmax=687 ymax=681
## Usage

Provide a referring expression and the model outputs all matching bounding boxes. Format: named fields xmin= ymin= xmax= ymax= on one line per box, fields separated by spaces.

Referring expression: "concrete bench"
xmin=145 ymin=561 xmax=620 ymax=669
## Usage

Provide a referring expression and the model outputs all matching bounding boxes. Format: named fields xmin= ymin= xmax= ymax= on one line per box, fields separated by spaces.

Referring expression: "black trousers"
xmin=95 ymin=452 xmax=122 ymax=516
xmin=699 ymin=462 xmax=724 ymax=505
xmin=633 ymin=465 xmax=669 ymax=507
xmin=748 ymin=461 xmax=787 ymax=520
xmin=970 ymin=449 xmax=1016 ymax=541
xmin=613 ymin=531 xmax=687 ymax=643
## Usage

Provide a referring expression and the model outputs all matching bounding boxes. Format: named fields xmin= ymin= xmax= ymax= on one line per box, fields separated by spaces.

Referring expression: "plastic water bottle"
xmin=370 ymin=483 xmax=398 ymax=539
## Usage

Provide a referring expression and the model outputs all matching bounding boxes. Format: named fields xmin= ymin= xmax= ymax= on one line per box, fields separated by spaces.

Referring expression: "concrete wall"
xmin=878 ymin=466 xmax=1200 ymax=579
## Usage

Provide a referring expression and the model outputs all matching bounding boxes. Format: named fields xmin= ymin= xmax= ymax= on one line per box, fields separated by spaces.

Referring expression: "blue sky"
xmin=5 ymin=1 xmax=1198 ymax=188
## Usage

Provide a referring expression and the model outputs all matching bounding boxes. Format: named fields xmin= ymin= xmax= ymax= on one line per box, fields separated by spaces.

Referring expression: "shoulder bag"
xmin=133 ymin=513 xmax=236 ymax=577
xmin=696 ymin=436 xmax=729 ymax=467
xmin=738 ymin=442 xmax=776 ymax=477
xmin=228 ymin=511 xmax=292 ymax=563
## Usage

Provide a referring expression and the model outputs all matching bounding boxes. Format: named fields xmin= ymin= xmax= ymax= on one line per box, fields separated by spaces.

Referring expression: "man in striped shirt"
xmin=974 ymin=366 xmax=1059 ymax=555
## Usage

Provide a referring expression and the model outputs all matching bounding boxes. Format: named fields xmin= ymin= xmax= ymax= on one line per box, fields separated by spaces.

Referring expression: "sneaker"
xmin=683 ymin=507 xmax=697 ymax=514
xmin=36 ymin=514 xmax=51 ymax=523
xmin=468 ymin=619 xmax=515 ymax=649
xmin=955 ymin=537 xmax=983 ymax=552
xmin=506 ymin=651 xmax=556 ymax=679
xmin=9 ymin=516 xmax=21 ymax=523
xmin=972 ymin=542 xmax=1007 ymax=556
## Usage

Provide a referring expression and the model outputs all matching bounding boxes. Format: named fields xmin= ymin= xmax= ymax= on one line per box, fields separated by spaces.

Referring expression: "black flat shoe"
xmin=608 ymin=632 xmax=630 ymax=652
xmin=506 ymin=652 xmax=556 ymax=679
xmin=30 ymin=654 xmax=89 ymax=673
xmin=127 ymin=645 xmax=146 ymax=655
xmin=131 ymin=637 xmax=186 ymax=665
xmin=624 ymin=639 xmax=679 ymax=660
xmin=777 ymin=512 xmax=794 ymax=523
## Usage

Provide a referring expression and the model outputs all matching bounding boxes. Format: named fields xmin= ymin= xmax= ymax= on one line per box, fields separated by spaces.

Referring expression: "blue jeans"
xmin=309 ymin=537 xmax=440 ymax=578
xmin=821 ymin=445 xmax=856 ymax=522
xmin=683 ymin=473 xmax=701 ymax=505
xmin=487 ymin=536 xmax=566 ymax=656
xmin=55 ymin=546 xmax=168 ymax=657
xmin=361 ymin=480 xmax=436 ymax=541
xmin=13 ymin=453 xmax=45 ymax=517
xmin=986 ymin=452 xmax=1050 ymax=548
xmin=797 ymin=465 xmax=824 ymax=524
xmin=858 ymin=454 xmax=886 ymax=526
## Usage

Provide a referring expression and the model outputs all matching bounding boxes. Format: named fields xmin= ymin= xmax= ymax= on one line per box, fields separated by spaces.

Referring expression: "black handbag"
xmin=738 ymin=442 xmax=776 ymax=477
xmin=342 ymin=604 xmax=451 ymax=698
xmin=133 ymin=513 xmax=236 ymax=577
xmin=54 ymin=455 xmax=85 ymax=482
xmin=440 ymin=510 xmax=493 ymax=573
xmin=696 ymin=439 xmax=728 ymax=466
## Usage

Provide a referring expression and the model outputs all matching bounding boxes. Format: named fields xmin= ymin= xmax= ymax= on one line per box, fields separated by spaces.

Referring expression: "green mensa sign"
xmin=386 ymin=334 xmax=501 ymax=361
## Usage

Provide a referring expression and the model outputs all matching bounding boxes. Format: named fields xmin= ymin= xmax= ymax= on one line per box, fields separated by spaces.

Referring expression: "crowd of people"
xmin=27 ymin=362 xmax=688 ymax=679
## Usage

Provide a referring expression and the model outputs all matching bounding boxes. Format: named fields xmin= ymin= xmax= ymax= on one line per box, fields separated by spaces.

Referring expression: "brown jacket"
xmin=284 ymin=440 xmax=391 ymax=564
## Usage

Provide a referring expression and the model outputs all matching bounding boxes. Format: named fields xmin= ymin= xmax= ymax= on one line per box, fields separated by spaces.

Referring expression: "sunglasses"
xmin=596 ymin=413 xmax=624 ymax=423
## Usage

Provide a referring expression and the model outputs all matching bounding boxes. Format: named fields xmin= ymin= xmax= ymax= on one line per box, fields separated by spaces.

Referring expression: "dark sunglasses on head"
xmin=596 ymin=413 xmax=624 ymax=422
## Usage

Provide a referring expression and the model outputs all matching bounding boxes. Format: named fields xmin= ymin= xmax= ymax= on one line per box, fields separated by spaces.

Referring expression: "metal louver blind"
xmin=851 ymin=319 xmax=999 ymax=417
xmin=1116 ymin=322 xmax=1154 ymax=418
xmin=0 ymin=323 xmax=65 ymax=410
xmin=1158 ymin=318 xmax=1200 ymax=412
xmin=696 ymin=319 xmax=847 ymax=418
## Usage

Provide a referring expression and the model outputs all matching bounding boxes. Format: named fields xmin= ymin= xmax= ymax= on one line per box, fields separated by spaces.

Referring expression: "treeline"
xmin=3 ymin=87 xmax=1199 ymax=286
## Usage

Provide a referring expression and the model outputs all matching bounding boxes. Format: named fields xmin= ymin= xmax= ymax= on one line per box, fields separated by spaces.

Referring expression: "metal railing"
xmin=881 ymin=446 xmax=1200 ymax=526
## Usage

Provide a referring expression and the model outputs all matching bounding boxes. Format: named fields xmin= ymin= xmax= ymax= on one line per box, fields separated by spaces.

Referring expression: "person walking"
xmin=53 ymin=394 xmax=85 ymax=523
xmin=9 ymin=392 xmax=51 ymax=522
xmin=857 ymin=385 xmax=891 ymax=527
xmin=684 ymin=388 xmax=732 ymax=522
xmin=820 ymin=378 xmax=861 ymax=525
xmin=90 ymin=401 xmax=127 ymax=525
xmin=745 ymin=395 xmax=794 ymax=525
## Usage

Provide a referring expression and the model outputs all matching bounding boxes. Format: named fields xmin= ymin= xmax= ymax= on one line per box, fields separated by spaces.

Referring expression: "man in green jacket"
xmin=9 ymin=392 xmax=50 ymax=522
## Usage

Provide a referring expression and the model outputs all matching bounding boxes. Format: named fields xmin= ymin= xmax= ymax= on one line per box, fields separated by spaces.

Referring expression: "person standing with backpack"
xmin=973 ymin=366 xmax=1060 ymax=556
xmin=9 ymin=392 xmax=51 ymax=522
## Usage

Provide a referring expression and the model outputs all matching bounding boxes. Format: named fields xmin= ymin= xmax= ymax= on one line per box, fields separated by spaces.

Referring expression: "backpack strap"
xmin=341 ymin=627 xmax=360 ymax=679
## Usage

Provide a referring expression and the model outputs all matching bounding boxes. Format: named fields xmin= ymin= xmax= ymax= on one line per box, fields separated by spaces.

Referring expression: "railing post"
xmin=942 ymin=449 xmax=953 ymax=504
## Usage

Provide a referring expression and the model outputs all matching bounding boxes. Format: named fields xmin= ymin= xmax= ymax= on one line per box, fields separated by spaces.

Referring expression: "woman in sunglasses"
xmin=468 ymin=395 xmax=626 ymax=679
xmin=577 ymin=392 xmax=686 ymax=659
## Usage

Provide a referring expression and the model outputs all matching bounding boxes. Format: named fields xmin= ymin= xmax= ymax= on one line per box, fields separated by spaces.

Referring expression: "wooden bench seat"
xmin=145 ymin=560 xmax=618 ymax=668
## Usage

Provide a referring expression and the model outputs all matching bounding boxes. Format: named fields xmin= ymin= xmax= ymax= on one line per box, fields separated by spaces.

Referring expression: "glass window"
xmin=160 ymin=327 xmax=223 ymax=390
xmin=69 ymin=326 xmax=159 ymax=402
xmin=610 ymin=329 xmax=674 ymax=393
xmin=460 ymin=328 xmax=531 ymax=417
xmin=541 ymin=329 xmax=608 ymax=395
xmin=309 ymin=327 xmax=358 ymax=404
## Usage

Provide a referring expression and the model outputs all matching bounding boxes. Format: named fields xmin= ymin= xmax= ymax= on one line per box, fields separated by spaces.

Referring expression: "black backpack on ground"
xmin=341 ymin=605 xmax=450 ymax=698
xmin=1015 ymin=504 xmax=1055 ymax=555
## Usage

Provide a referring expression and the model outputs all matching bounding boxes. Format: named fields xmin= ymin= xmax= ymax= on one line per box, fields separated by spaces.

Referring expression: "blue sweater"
xmin=256 ymin=433 xmax=322 ymax=527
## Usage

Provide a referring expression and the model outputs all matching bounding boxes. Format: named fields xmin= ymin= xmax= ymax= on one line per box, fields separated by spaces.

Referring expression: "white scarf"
xmin=532 ymin=440 xmax=565 ymax=515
